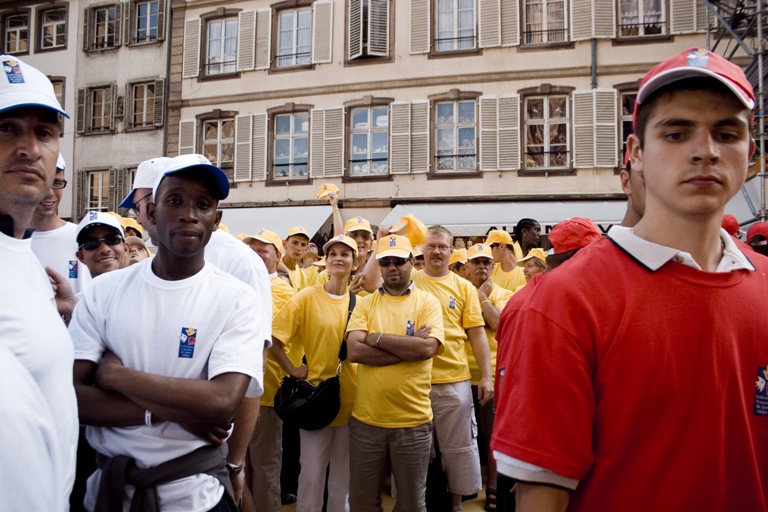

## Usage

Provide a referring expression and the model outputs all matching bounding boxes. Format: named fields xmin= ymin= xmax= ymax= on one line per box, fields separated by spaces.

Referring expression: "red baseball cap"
xmin=548 ymin=218 xmax=601 ymax=255
xmin=746 ymin=222 xmax=768 ymax=243
xmin=634 ymin=48 xmax=755 ymax=129
xmin=721 ymin=214 xmax=742 ymax=237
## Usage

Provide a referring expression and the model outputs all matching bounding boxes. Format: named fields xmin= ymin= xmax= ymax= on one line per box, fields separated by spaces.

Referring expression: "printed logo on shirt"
xmin=406 ymin=320 xmax=415 ymax=336
xmin=178 ymin=327 xmax=197 ymax=358
xmin=68 ymin=260 xmax=78 ymax=278
xmin=449 ymin=296 xmax=456 ymax=309
xmin=755 ymin=366 xmax=768 ymax=417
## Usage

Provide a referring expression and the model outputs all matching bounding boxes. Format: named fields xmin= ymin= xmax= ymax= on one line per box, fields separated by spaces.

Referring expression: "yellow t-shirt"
xmin=491 ymin=262 xmax=526 ymax=292
xmin=303 ymin=266 xmax=320 ymax=287
xmin=346 ymin=288 xmax=445 ymax=428
xmin=262 ymin=276 xmax=295 ymax=407
xmin=315 ymin=269 xmax=370 ymax=297
xmin=466 ymin=284 xmax=513 ymax=385
xmin=272 ymin=285 xmax=357 ymax=427
xmin=283 ymin=261 xmax=308 ymax=293
xmin=413 ymin=270 xmax=485 ymax=383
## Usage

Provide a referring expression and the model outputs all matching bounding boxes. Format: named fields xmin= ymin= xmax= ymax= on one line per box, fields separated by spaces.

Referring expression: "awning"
xmin=380 ymin=201 xmax=629 ymax=236
xmin=218 ymin=205 xmax=333 ymax=239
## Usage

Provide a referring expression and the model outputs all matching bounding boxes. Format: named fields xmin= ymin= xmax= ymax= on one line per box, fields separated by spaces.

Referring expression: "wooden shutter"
xmin=479 ymin=0 xmax=500 ymax=48
xmin=324 ymin=107 xmax=345 ymax=177
xmin=252 ymin=113 xmax=268 ymax=181
xmin=109 ymin=84 xmax=117 ymax=132
xmin=571 ymin=0 xmax=593 ymax=41
xmin=594 ymin=89 xmax=617 ymax=168
xmin=82 ymin=7 xmax=90 ymax=51
xmin=124 ymin=0 xmax=133 ymax=45
xmin=156 ymin=0 xmax=166 ymax=41
xmin=410 ymin=0 xmax=430 ymax=54
xmin=498 ymin=95 xmax=520 ymax=170
xmin=410 ymin=101 xmax=429 ymax=173
xmin=255 ymin=10 xmax=271 ymax=70
xmin=76 ymin=88 xmax=87 ymax=134
xmin=178 ymin=120 xmax=196 ymax=155
xmin=75 ymin=171 xmax=87 ymax=220
xmin=479 ymin=96 xmax=498 ymax=171
xmin=235 ymin=114 xmax=253 ymax=182
xmin=310 ymin=109 xmax=325 ymax=177
xmin=500 ymin=0 xmax=520 ymax=46
xmin=182 ymin=18 xmax=201 ymax=78
xmin=114 ymin=3 xmax=123 ymax=48
xmin=390 ymin=102 xmax=411 ymax=174
xmin=153 ymin=79 xmax=165 ymax=127
xmin=573 ymin=90 xmax=595 ymax=168
xmin=348 ymin=0 xmax=363 ymax=60
xmin=593 ymin=0 xmax=615 ymax=38
xmin=108 ymin=167 xmax=118 ymax=210
xmin=312 ymin=1 xmax=333 ymax=64
xmin=368 ymin=0 xmax=389 ymax=56
xmin=671 ymin=0 xmax=708 ymax=34
xmin=238 ymin=11 xmax=256 ymax=72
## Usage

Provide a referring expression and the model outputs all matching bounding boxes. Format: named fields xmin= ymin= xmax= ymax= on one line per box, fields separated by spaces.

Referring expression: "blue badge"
xmin=687 ymin=49 xmax=709 ymax=68
xmin=2 ymin=59 xmax=24 ymax=84
xmin=68 ymin=260 xmax=78 ymax=278
xmin=449 ymin=296 xmax=456 ymax=309
xmin=755 ymin=366 xmax=768 ymax=417
xmin=390 ymin=237 xmax=396 ymax=247
xmin=406 ymin=320 xmax=415 ymax=336
xmin=178 ymin=327 xmax=197 ymax=358
xmin=89 ymin=211 xmax=98 ymax=221
xmin=478 ymin=244 xmax=484 ymax=251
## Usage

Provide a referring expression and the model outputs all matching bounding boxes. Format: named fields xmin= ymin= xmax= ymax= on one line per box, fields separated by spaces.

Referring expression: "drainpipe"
xmin=591 ymin=39 xmax=597 ymax=89
xmin=163 ymin=2 xmax=172 ymax=155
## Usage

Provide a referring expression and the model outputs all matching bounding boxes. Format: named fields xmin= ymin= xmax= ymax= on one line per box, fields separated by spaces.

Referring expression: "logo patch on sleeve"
xmin=755 ymin=366 xmax=768 ymax=417
xmin=68 ymin=260 xmax=78 ymax=278
xmin=178 ymin=327 xmax=197 ymax=358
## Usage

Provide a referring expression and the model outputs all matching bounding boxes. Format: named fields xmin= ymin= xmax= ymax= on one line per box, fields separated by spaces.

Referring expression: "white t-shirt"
xmin=0 ymin=231 xmax=78 ymax=509
xmin=70 ymin=259 xmax=264 ymax=512
xmin=206 ymin=229 xmax=272 ymax=349
xmin=0 ymin=344 xmax=64 ymax=511
xmin=31 ymin=221 xmax=92 ymax=294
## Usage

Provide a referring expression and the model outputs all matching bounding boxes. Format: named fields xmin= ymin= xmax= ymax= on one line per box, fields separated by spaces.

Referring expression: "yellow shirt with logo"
xmin=303 ymin=266 xmax=321 ymax=287
xmin=412 ymin=270 xmax=485 ymax=383
xmin=284 ymin=262 xmax=308 ymax=293
xmin=272 ymin=285 xmax=357 ymax=427
xmin=262 ymin=276 xmax=295 ymax=407
xmin=491 ymin=263 xmax=526 ymax=292
xmin=466 ymin=283 xmax=513 ymax=385
xmin=346 ymin=288 xmax=445 ymax=428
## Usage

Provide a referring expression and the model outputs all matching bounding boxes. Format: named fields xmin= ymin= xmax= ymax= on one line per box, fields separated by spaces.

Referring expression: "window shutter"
xmin=255 ymin=9 xmax=271 ymax=70
xmin=390 ymin=102 xmax=412 ymax=174
xmin=479 ymin=96 xmax=498 ymax=171
xmin=114 ymin=3 xmax=123 ymax=47
xmin=76 ymin=88 xmax=87 ymax=134
xmin=124 ymin=0 xmax=133 ymax=45
xmin=570 ymin=0 xmax=593 ymax=41
xmin=594 ymin=89 xmax=617 ymax=168
xmin=671 ymin=0 xmax=707 ymax=34
xmin=368 ymin=0 xmax=389 ymax=56
xmin=125 ymin=82 xmax=132 ymax=128
xmin=178 ymin=119 xmax=196 ymax=155
xmin=410 ymin=0 xmax=430 ymax=54
xmin=182 ymin=18 xmax=201 ymax=78
xmin=324 ymin=107 xmax=345 ymax=177
xmin=82 ymin=7 xmax=90 ymax=51
xmin=251 ymin=114 xmax=268 ymax=181
xmin=312 ymin=1 xmax=333 ymax=64
xmin=479 ymin=0 xmax=500 ymax=48
xmin=410 ymin=101 xmax=429 ymax=173
xmin=108 ymin=167 xmax=118 ymax=210
xmin=110 ymin=84 xmax=117 ymax=133
xmin=75 ymin=171 xmax=87 ymax=220
xmin=593 ymin=0 xmax=615 ymax=39
xmin=153 ymin=78 xmax=165 ymax=127
xmin=500 ymin=0 xmax=520 ymax=46
xmin=238 ymin=11 xmax=256 ymax=71
xmin=156 ymin=0 xmax=166 ymax=41
xmin=348 ymin=0 xmax=363 ymax=60
xmin=235 ymin=114 xmax=253 ymax=182
xmin=573 ymin=90 xmax=595 ymax=168
xmin=498 ymin=95 xmax=520 ymax=170
xmin=310 ymin=109 xmax=326 ymax=177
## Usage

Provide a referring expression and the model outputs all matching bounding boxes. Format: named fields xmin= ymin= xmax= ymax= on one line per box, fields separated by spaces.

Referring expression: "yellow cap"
xmin=344 ymin=217 xmax=373 ymax=234
xmin=236 ymin=233 xmax=248 ymax=241
xmin=486 ymin=229 xmax=513 ymax=245
xmin=317 ymin=183 xmax=340 ymax=199
xmin=245 ymin=228 xmax=284 ymax=254
xmin=516 ymin=248 xmax=548 ymax=266
xmin=448 ymin=248 xmax=468 ymax=266
xmin=390 ymin=214 xmax=427 ymax=247
xmin=376 ymin=235 xmax=413 ymax=259
xmin=286 ymin=226 xmax=310 ymax=239
xmin=217 ymin=222 xmax=230 ymax=233
xmin=120 ymin=217 xmax=143 ymax=237
xmin=467 ymin=244 xmax=493 ymax=260
xmin=323 ymin=235 xmax=358 ymax=258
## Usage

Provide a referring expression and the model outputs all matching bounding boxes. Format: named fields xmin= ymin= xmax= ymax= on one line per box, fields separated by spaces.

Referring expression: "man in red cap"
xmin=747 ymin=221 xmax=768 ymax=256
xmin=493 ymin=49 xmax=768 ymax=511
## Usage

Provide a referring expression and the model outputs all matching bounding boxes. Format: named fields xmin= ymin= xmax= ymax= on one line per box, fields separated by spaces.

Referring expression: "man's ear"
xmin=213 ymin=210 xmax=223 ymax=231
xmin=627 ymin=134 xmax=642 ymax=176
xmin=76 ymin=250 xmax=84 ymax=264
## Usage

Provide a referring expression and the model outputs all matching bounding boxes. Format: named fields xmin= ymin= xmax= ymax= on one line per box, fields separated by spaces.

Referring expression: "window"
xmin=620 ymin=92 xmax=636 ymax=165
xmin=51 ymin=78 xmax=65 ymax=110
xmin=128 ymin=80 xmax=165 ymax=129
xmin=348 ymin=0 xmax=390 ymax=60
xmin=90 ymin=87 xmax=113 ymax=132
xmin=85 ymin=4 xmax=121 ymax=51
xmin=203 ymin=119 xmax=235 ymax=168
xmin=620 ymin=0 xmax=664 ymax=37
xmin=524 ymin=0 xmax=566 ymax=44
xmin=524 ymin=95 xmax=568 ymax=169
xmin=273 ymin=112 xmax=309 ymax=179
xmin=206 ymin=17 xmax=238 ymax=75
xmin=39 ymin=8 xmax=67 ymax=50
xmin=350 ymin=106 xmax=388 ymax=176
xmin=436 ymin=0 xmax=475 ymax=51
xmin=135 ymin=1 xmax=159 ymax=43
xmin=87 ymin=171 xmax=110 ymax=211
xmin=277 ymin=8 xmax=311 ymax=67
xmin=4 ymin=13 xmax=29 ymax=54
xmin=435 ymin=100 xmax=477 ymax=172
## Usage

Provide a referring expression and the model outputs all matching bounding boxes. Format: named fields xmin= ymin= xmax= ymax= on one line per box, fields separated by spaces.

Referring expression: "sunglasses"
xmin=379 ymin=257 xmax=408 ymax=267
xmin=52 ymin=178 xmax=67 ymax=189
xmin=79 ymin=234 xmax=124 ymax=251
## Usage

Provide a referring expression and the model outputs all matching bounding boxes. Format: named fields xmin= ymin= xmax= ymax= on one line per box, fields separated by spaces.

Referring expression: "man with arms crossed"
xmin=70 ymin=156 xmax=265 ymax=511
xmin=347 ymin=235 xmax=444 ymax=511
xmin=492 ymin=48 xmax=768 ymax=511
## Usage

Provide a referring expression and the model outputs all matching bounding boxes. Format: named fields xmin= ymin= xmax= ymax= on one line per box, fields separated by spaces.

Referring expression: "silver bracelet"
xmin=144 ymin=409 xmax=153 ymax=428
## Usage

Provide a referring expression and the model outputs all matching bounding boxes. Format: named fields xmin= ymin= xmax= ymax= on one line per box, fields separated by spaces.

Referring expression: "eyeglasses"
xmin=52 ymin=178 xmax=67 ymax=189
xmin=379 ymin=257 xmax=409 ymax=267
xmin=79 ymin=234 xmax=124 ymax=251
xmin=424 ymin=244 xmax=451 ymax=252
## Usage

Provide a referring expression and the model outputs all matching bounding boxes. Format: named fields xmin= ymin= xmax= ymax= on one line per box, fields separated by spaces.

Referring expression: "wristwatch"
xmin=227 ymin=462 xmax=244 ymax=477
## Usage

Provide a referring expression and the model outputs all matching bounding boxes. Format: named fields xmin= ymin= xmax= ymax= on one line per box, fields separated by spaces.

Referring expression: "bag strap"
xmin=337 ymin=292 xmax=356 ymax=363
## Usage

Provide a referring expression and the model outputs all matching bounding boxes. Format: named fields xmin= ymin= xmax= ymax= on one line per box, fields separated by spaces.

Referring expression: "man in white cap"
xmin=75 ymin=211 xmax=130 ymax=278
xmin=0 ymin=54 xmax=78 ymax=510
xmin=70 ymin=154 xmax=265 ymax=511
xmin=493 ymin=48 xmax=768 ymax=510
xmin=30 ymin=153 xmax=93 ymax=293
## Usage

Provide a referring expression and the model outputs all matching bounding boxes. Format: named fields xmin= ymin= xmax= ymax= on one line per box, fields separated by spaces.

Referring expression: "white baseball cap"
xmin=119 ymin=157 xmax=171 ymax=209
xmin=0 ymin=55 xmax=68 ymax=117
xmin=76 ymin=212 xmax=125 ymax=244
xmin=152 ymin=154 xmax=230 ymax=201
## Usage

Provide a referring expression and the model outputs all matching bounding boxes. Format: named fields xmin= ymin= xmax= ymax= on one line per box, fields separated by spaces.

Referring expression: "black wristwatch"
xmin=227 ymin=462 xmax=244 ymax=477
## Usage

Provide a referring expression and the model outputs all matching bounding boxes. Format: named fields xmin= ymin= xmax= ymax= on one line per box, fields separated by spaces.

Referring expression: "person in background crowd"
xmin=448 ymin=247 xmax=469 ymax=279
xmin=75 ymin=212 xmax=130 ymax=279
xmin=413 ymin=246 xmax=425 ymax=270
xmin=302 ymin=242 xmax=320 ymax=267
xmin=283 ymin=226 xmax=311 ymax=293
xmin=126 ymin=235 xmax=151 ymax=265
xmin=486 ymin=229 xmax=526 ymax=292
xmin=746 ymin=221 xmax=768 ymax=256
xmin=0 ymin=53 xmax=78 ymax=511
xmin=514 ymin=247 xmax=547 ymax=291
xmin=512 ymin=218 xmax=541 ymax=258
xmin=721 ymin=213 xmax=744 ymax=240
xmin=619 ymin=160 xmax=645 ymax=228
